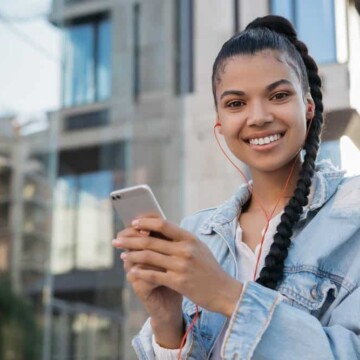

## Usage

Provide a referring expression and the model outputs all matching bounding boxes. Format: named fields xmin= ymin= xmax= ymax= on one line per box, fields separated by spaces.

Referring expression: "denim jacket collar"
xmin=199 ymin=160 xmax=345 ymax=235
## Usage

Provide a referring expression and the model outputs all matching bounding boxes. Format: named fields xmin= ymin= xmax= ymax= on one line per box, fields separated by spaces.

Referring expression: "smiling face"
xmin=215 ymin=50 xmax=314 ymax=176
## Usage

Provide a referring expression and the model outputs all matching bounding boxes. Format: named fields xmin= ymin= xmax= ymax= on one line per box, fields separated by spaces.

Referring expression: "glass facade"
xmin=271 ymin=0 xmax=337 ymax=63
xmin=52 ymin=171 xmax=116 ymax=273
xmin=63 ymin=16 xmax=111 ymax=107
xmin=52 ymin=145 xmax=126 ymax=273
xmin=97 ymin=19 xmax=112 ymax=101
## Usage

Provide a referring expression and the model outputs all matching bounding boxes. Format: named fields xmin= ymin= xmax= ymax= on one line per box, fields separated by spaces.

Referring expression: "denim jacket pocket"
xmin=278 ymin=269 xmax=339 ymax=318
xmin=183 ymin=301 xmax=226 ymax=345
xmin=184 ymin=302 xmax=203 ymax=318
xmin=183 ymin=302 xmax=214 ymax=341
xmin=183 ymin=301 xmax=205 ymax=332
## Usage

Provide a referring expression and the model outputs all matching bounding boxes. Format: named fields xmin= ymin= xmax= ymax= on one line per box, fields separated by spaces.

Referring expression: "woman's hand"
xmin=114 ymin=218 xmax=243 ymax=318
xmin=113 ymin=227 xmax=184 ymax=348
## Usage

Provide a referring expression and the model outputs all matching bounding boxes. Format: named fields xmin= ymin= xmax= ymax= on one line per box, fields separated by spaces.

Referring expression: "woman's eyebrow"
xmin=219 ymin=79 xmax=294 ymax=100
xmin=220 ymin=90 xmax=246 ymax=100
xmin=266 ymin=79 xmax=293 ymax=92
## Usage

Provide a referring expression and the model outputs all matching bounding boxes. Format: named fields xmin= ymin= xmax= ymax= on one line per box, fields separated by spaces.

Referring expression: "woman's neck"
xmin=247 ymin=161 xmax=302 ymax=214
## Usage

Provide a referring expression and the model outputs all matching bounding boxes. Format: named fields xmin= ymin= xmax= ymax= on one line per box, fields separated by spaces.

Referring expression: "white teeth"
xmin=249 ymin=133 xmax=282 ymax=146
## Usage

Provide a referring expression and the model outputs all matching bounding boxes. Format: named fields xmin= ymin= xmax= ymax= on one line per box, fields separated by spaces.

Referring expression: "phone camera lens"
xmin=117 ymin=195 xmax=121 ymax=199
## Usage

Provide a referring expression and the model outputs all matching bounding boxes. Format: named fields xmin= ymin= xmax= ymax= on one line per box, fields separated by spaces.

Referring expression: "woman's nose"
xmin=246 ymin=101 xmax=274 ymax=127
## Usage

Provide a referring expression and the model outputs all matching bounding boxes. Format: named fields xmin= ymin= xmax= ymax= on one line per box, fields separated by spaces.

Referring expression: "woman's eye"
xmin=227 ymin=100 xmax=244 ymax=108
xmin=272 ymin=92 xmax=289 ymax=100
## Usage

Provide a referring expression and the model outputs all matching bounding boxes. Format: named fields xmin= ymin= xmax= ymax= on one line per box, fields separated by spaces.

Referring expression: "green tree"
xmin=0 ymin=278 xmax=41 ymax=360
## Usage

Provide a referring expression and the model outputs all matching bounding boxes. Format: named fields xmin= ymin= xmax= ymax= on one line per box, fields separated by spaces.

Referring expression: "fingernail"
xmin=120 ymin=252 xmax=127 ymax=260
xmin=139 ymin=230 xmax=150 ymax=236
xmin=112 ymin=239 xmax=123 ymax=246
xmin=132 ymin=219 xmax=140 ymax=228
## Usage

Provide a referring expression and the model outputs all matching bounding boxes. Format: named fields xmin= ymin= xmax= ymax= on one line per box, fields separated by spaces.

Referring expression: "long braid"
xmin=246 ymin=17 xmax=324 ymax=289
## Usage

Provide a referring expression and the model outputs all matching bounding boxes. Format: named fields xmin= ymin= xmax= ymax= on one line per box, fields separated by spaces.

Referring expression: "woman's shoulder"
xmin=312 ymin=160 xmax=360 ymax=214
xmin=180 ymin=184 xmax=250 ymax=233
xmin=330 ymin=174 xmax=360 ymax=214
xmin=180 ymin=206 xmax=218 ymax=233
xmin=337 ymin=174 xmax=360 ymax=192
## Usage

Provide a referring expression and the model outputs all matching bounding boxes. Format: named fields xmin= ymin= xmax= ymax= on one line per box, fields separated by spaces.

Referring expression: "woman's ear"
xmin=305 ymin=96 xmax=315 ymax=121
xmin=215 ymin=118 xmax=222 ymax=134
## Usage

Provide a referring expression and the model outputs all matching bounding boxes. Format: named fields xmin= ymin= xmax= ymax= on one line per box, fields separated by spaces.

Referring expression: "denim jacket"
xmin=132 ymin=161 xmax=360 ymax=359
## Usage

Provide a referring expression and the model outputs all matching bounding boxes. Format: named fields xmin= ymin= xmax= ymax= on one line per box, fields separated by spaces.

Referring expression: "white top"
xmin=152 ymin=213 xmax=282 ymax=359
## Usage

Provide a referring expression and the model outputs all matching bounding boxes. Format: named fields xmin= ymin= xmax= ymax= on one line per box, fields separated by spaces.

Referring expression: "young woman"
xmin=112 ymin=15 xmax=360 ymax=359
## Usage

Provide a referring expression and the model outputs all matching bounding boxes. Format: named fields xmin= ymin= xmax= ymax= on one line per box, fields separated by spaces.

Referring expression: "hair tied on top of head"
xmin=245 ymin=15 xmax=314 ymax=77
xmin=245 ymin=15 xmax=297 ymax=40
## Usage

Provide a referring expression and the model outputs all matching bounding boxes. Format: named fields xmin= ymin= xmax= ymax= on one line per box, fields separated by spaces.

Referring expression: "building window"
xmin=270 ymin=0 xmax=336 ymax=64
xmin=64 ymin=110 xmax=109 ymax=131
xmin=52 ymin=143 xmax=126 ymax=273
xmin=63 ymin=14 xmax=111 ymax=107
xmin=175 ymin=0 xmax=194 ymax=94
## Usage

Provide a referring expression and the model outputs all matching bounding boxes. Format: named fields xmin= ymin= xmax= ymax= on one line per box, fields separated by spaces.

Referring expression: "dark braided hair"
xmin=212 ymin=15 xmax=324 ymax=290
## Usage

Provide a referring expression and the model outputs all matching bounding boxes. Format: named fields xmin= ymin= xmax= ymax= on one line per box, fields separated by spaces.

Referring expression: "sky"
xmin=0 ymin=0 xmax=61 ymax=116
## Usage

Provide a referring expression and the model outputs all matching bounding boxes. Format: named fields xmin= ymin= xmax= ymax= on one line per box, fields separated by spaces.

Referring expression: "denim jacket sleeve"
xmin=132 ymin=311 xmax=208 ymax=360
xmin=221 ymin=281 xmax=360 ymax=360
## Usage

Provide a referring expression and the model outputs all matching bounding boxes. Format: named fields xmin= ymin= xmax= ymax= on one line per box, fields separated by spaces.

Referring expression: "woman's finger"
xmin=113 ymin=228 xmax=151 ymax=250
xmin=122 ymin=253 xmax=165 ymax=272
xmin=123 ymin=250 xmax=180 ymax=272
xmin=116 ymin=227 xmax=149 ymax=239
xmin=123 ymin=255 xmax=133 ymax=273
xmin=129 ymin=266 xmax=173 ymax=289
xmin=126 ymin=264 xmax=159 ymax=293
xmin=113 ymin=234 xmax=179 ymax=255
xmin=131 ymin=218 xmax=193 ymax=243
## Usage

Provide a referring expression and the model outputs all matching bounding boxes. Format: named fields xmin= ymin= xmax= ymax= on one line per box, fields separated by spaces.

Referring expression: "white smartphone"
xmin=110 ymin=184 xmax=166 ymax=228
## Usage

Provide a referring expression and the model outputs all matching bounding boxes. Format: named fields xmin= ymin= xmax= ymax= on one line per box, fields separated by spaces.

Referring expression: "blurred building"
xmin=0 ymin=117 xmax=54 ymax=292
xmin=0 ymin=116 xmax=55 ymax=359
xmin=47 ymin=0 xmax=187 ymax=358
xmin=1 ymin=0 xmax=357 ymax=359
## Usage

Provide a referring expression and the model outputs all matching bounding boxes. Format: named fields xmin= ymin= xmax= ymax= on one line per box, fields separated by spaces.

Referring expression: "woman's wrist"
xmin=151 ymin=315 xmax=184 ymax=349
xmin=213 ymin=278 xmax=243 ymax=318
